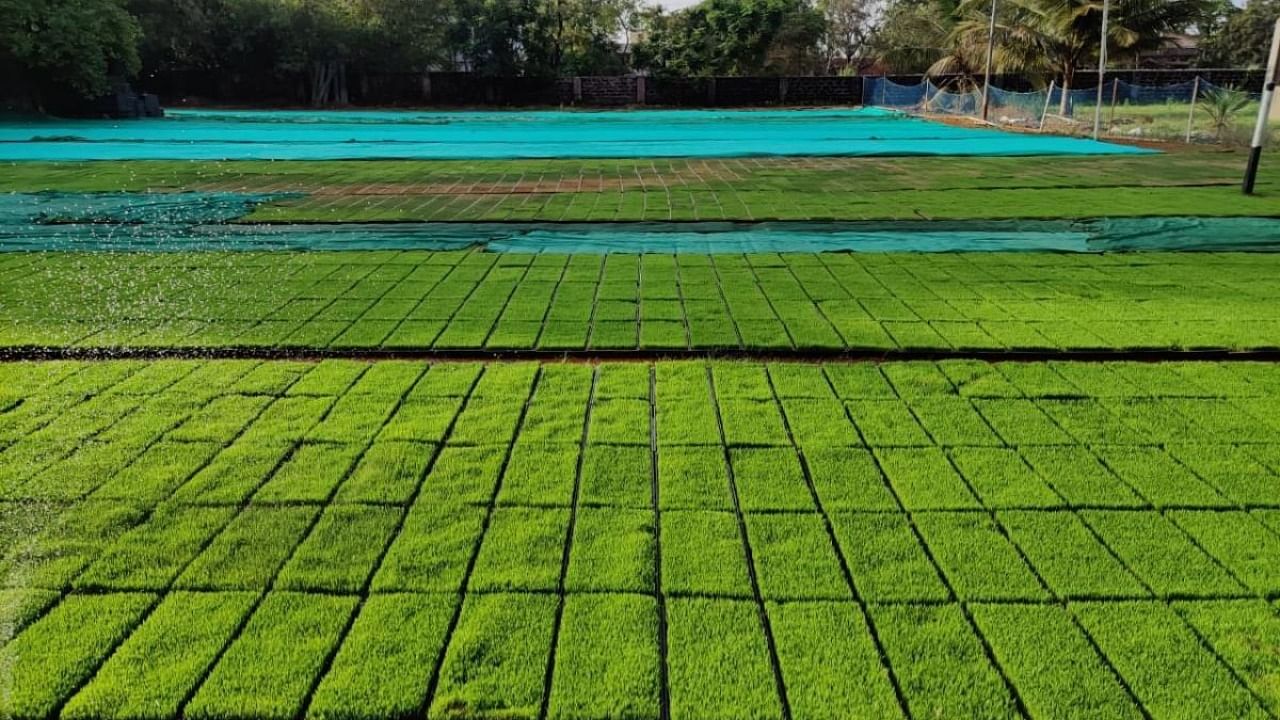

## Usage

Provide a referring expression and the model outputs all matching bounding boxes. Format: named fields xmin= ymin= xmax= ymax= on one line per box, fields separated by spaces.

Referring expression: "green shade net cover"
xmin=0 ymin=108 xmax=1153 ymax=161
xmin=2 ymin=192 xmax=1278 ymax=253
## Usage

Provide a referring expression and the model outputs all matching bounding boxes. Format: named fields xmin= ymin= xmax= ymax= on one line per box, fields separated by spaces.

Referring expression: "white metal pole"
xmin=1244 ymin=19 xmax=1280 ymax=194
xmin=1185 ymin=76 xmax=1200 ymax=144
xmin=981 ymin=0 xmax=998 ymax=121
xmin=1092 ymin=0 xmax=1110 ymax=140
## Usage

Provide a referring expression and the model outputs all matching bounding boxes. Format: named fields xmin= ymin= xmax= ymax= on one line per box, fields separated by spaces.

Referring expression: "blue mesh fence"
xmin=863 ymin=75 xmax=1268 ymax=143
xmin=861 ymin=78 xmax=928 ymax=109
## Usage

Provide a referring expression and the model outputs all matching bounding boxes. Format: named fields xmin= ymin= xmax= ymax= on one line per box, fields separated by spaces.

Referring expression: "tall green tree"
xmin=635 ymin=0 xmax=825 ymax=75
xmin=872 ymin=0 xmax=955 ymax=72
xmin=0 ymin=0 xmax=141 ymax=101
xmin=1201 ymin=0 xmax=1280 ymax=69
xmin=819 ymin=0 xmax=879 ymax=73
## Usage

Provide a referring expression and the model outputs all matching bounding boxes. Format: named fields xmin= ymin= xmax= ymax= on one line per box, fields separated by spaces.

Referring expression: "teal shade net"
xmin=2 ymin=193 xmax=1277 ymax=253
xmin=0 ymin=191 xmax=296 ymax=225
xmin=1 ymin=108 xmax=1152 ymax=161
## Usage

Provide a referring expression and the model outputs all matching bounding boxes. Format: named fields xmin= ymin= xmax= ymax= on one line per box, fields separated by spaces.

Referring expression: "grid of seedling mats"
xmin=6 ymin=143 xmax=1280 ymax=720
xmin=4 ymin=357 xmax=1280 ymax=720
xmin=4 ymin=252 xmax=1280 ymax=352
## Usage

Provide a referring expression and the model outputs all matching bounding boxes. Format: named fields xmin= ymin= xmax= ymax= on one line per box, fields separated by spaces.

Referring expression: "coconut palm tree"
xmin=930 ymin=0 xmax=1215 ymax=114
xmin=1198 ymin=85 xmax=1252 ymax=142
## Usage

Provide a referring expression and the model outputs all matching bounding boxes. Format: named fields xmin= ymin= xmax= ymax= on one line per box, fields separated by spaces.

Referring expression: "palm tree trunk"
xmin=1059 ymin=67 xmax=1073 ymax=115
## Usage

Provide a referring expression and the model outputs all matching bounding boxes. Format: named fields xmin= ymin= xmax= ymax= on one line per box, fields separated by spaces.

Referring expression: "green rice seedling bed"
xmin=9 ymin=152 xmax=1280 ymax=222
xmin=3 ymin=251 xmax=1280 ymax=353
xmin=2 ymin=357 xmax=1280 ymax=719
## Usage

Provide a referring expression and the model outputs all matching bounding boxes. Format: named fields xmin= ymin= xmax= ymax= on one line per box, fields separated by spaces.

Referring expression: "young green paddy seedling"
xmin=469 ymin=507 xmax=571 ymax=592
xmin=581 ymin=445 xmax=652 ymax=508
xmin=548 ymin=593 xmax=662 ymax=720
xmin=767 ymin=601 xmax=904 ymax=720
xmin=830 ymin=512 xmax=949 ymax=602
xmin=308 ymin=593 xmax=458 ymax=720
xmin=371 ymin=501 xmax=486 ymax=593
xmin=997 ymin=510 xmax=1148 ymax=600
xmin=430 ymin=592 xmax=558 ymax=720
xmin=1091 ymin=445 xmax=1229 ymax=509
xmin=874 ymin=448 xmax=980 ymax=510
xmin=744 ymin=513 xmax=849 ymax=601
xmin=274 ymin=504 xmax=402 ymax=593
xmin=175 ymin=506 xmax=318 ymax=590
xmin=1018 ymin=447 xmax=1146 ymax=509
xmin=186 ymin=592 xmax=357 ymax=720
xmin=334 ymin=440 xmax=435 ymax=504
xmin=4 ymin=357 xmax=1280 ymax=720
xmin=667 ymin=597 xmax=784 ymax=720
xmin=74 ymin=505 xmax=237 ymax=591
xmin=1166 ymin=510 xmax=1280 ymax=595
xmin=947 ymin=447 xmax=1062 ymax=509
xmin=1081 ymin=511 xmax=1246 ymax=598
xmin=661 ymin=510 xmax=753 ymax=598
xmin=845 ymin=400 xmax=932 ymax=447
xmin=1173 ymin=599 xmax=1280 ymax=715
xmin=969 ymin=603 xmax=1143 ymax=720
xmin=566 ymin=508 xmax=655 ymax=593
xmin=498 ymin=442 xmax=581 ymax=507
xmin=251 ymin=442 xmax=363 ymax=504
xmin=913 ymin=511 xmax=1048 ymax=601
xmin=0 ymin=593 xmax=153 ymax=719
xmin=871 ymin=603 xmax=1019 ymax=720
xmin=62 ymin=591 xmax=258 ymax=720
xmin=1073 ymin=601 xmax=1270 ymax=720
xmin=657 ymin=446 xmax=733 ymax=510
xmin=417 ymin=445 xmax=507 ymax=504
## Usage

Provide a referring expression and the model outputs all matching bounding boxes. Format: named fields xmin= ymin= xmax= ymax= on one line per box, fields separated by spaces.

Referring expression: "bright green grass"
xmin=2 ymin=358 xmax=1280 ymax=720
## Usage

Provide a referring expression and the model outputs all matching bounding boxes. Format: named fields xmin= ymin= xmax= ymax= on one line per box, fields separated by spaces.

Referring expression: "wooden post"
xmin=637 ymin=75 xmax=646 ymax=105
xmin=1092 ymin=0 xmax=1110 ymax=139
xmin=1185 ymin=76 xmax=1200 ymax=143
xmin=980 ymin=0 xmax=998 ymax=121
xmin=573 ymin=76 xmax=583 ymax=103
xmin=1038 ymin=80 xmax=1055 ymax=132
xmin=1108 ymin=77 xmax=1119 ymax=127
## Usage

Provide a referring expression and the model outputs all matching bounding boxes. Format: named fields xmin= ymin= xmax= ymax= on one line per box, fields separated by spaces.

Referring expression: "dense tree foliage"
xmin=0 ymin=0 xmax=1251 ymax=105
xmin=633 ymin=0 xmax=825 ymax=75
xmin=1 ymin=0 xmax=141 ymax=99
xmin=1200 ymin=0 xmax=1280 ymax=69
